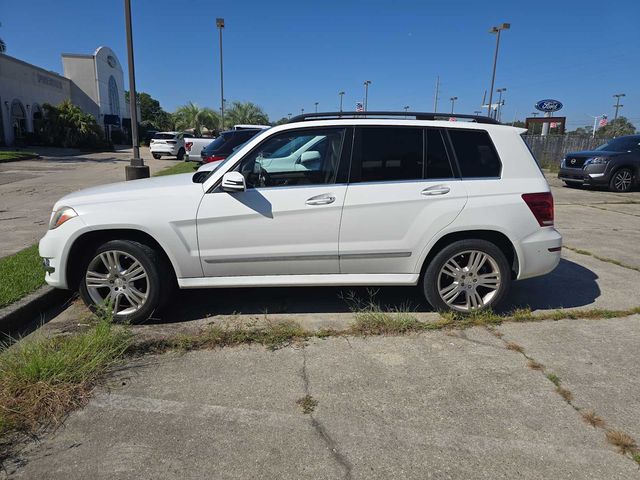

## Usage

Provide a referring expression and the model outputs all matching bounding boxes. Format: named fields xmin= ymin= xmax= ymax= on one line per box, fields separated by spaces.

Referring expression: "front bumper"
xmin=38 ymin=216 xmax=87 ymax=289
xmin=558 ymin=165 xmax=610 ymax=186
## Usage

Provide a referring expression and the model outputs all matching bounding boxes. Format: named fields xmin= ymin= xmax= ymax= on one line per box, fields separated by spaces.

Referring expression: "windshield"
xmin=595 ymin=137 xmax=640 ymax=152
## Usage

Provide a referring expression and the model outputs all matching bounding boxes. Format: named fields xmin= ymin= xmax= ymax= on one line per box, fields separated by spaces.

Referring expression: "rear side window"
xmin=426 ymin=129 xmax=454 ymax=179
xmin=202 ymin=130 xmax=258 ymax=155
xmin=351 ymin=127 xmax=423 ymax=183
xmin=448 ymin=129 xmax=502 ymax=178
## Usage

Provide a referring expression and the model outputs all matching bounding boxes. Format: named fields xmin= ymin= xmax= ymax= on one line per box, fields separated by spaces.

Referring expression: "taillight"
xmin=185 ymin=142 xmax=193 ymax=152
xmin=167 ymin=140 xmax=177 ymax=144
xmin=522 ymin=192 xmax=554 ymax=226
xmin=203 ymin=155 xmax=226 ymax=164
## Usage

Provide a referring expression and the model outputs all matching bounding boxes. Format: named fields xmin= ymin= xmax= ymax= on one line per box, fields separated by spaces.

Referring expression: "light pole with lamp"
xmin=363 ymin=80 xmax=371 ymax=111
xmin=496 ymin=88 xmax=506 ymax=121
xmin=338 ymin=91 xmax=345 ymax=112
xmin=123 ymin=0 xmax=149 ymax=180
xmin=216 ymin=18 xmax=225 ymax=130
xmin=314 ymin=102 xmax=319 ymax=113
xmin=487 ymin=23 xmax=510 ymax=118
xmin=450 ymin=96 xmax=458 ymax=114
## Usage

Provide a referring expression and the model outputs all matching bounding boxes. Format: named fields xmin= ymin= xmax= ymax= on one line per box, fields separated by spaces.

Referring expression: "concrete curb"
xmin=0 ymin=285 xmax=71 ymax=334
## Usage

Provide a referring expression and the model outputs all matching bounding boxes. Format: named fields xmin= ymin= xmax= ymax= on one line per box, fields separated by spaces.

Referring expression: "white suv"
xmin=149 ymin=132 xmax=186 ymax=160
xmin=40 ymin=112 xmax=562 ymax=322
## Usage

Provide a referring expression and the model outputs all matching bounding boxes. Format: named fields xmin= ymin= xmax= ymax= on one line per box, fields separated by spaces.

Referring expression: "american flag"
xmin=599 ymin=115 xmax=608 ymax=127
xmin=355 ymin=102 xmax=364 ymax=112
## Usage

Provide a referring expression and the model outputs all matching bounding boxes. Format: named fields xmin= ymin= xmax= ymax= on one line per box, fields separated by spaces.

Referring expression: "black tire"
xmin=78 ymin=240 xmax=172 ymax=323
xmin=423 ymin=239 xmax=511 ymax=313
xmin=176 ymin=148 xmax=185 ymax=161
xmin=152 ymin=153 xmax=161 ymax=160
xmin=609 ymin=168 xmax=633 ymax=193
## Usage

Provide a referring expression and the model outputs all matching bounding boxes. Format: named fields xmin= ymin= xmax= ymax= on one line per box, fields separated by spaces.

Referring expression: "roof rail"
xmin=287 ymin=111 xmax=500 ymax=125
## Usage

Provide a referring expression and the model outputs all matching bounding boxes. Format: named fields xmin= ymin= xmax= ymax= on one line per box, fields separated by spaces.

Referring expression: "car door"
xmin=339 ymin=126 xmax=468 ymax=274
xmin=197 ymin=127 xmax=351 ymax=277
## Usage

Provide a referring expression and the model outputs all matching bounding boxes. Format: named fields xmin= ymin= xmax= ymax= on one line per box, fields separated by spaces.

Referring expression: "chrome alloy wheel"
xmin=613 ymin=170 xmax=632 ymax=192
xmin=85 ymin=250 xmax=149 ymax=316
xmin=437 ymin=250 xmax=501 ymax=312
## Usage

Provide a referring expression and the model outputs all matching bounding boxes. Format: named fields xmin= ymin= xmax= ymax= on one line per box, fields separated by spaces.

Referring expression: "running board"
xmin=178 ymin=274 xmax=420 ymax=289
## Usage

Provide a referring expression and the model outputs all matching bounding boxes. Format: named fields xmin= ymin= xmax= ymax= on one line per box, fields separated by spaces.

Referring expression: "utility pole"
xmin=216 ymin=18 xmax=225 ymax=130
xmin=123 ymin=0 xmax=149 ymax=180
xmin=433 ymin=75 xmax=440 ymax=112
xmin=338 ymin=91 xmax=345 ymax=112
xmin=363 ymin=80 xmax=372 ymax=111
xmin=613 ymin=93 xmax=625 ymax=121
xmin=487 ymin=23 xmax=510 ymax=117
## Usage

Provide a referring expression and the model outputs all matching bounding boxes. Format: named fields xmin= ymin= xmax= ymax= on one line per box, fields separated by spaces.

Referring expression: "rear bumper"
xmin=150 ymin=146 xmax=179 ymax=155
xmin=517 ymin=227 xmax=562 ymax=280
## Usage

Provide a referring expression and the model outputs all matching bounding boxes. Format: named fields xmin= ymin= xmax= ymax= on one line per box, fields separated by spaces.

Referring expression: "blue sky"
xmin=2 ymin=0 xmax=639 ymax=128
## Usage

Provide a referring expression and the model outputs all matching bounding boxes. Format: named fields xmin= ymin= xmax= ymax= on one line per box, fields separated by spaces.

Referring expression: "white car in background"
xmin=149 ymin=132 xmax=186 ymax=160
xmin=40 ymin=112 xmax=562 ymax=323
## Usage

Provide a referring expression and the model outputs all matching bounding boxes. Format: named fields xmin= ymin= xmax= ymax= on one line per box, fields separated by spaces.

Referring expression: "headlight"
xmin=560 ymin=158 xmax=566 ymax=168
xmin=49 ymin=207 xmax=78 ymax=230
xmin=584 ymin=157 xmax=609 ymax=166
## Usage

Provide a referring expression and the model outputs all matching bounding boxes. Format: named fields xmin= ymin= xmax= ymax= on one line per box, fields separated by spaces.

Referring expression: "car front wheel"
xmin=609 ymin=168 xmax=633 ymax=192
xmin=423 ymin=239 xmax=511 ymax=313
xmin=78 ymin=240 xmax=168 ymax=323
xmin=176 ymin=148 xmax=185 ymax=161
xmin=152 ymin=153 xmax=161 ymax=159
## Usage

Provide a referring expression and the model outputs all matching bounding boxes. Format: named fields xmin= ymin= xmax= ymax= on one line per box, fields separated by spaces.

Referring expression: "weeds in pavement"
xmin=505 ymin=341 xmax=524 ymax=353
xmin=296 ymin=395 xmax=319 ymax=414
xmin=546 ymin=373 xmax=561 ymax=386
xmin=606 ymin=430 xmax=638 ymax=455
xmin=581 ymin=410 xmax=605 ymax=428
xmin=527 ymin=360 xmax=544 ymax=370
xmin=0 ymin=316 xmax=131 ymax=445
xmin=564 ymin=246 xmax=640 ymax=273
xmin=556 ymin=386 xmax=573 ymax=402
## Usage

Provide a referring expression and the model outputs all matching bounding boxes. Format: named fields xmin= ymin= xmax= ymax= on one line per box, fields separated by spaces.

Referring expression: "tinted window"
xmin=202 ymin=130 xmax=259 ymax=156
xmin=153 ymin=133 xmax=176 ymax=140
xmin=352 ymin=127 xmax=423 ymax=182
xmin=595 ymin=137 xmax=640 ymax=152
xmin=236 ymin=128 xmax=345 ymax=188
xmin=426 ymin=129 xmax=454 ymax=179
xmin=448 ymin=129 xmax=501 ymax=178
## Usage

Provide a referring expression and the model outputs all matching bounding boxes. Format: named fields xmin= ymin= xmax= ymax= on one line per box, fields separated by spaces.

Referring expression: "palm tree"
xmin=173 ymin=102 xmax=220 ymax=136
xmin=225 ymin=101 xmax=269 ymax=128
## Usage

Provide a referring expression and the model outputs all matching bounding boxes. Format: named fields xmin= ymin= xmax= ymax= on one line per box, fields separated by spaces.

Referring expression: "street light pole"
xmin=288 ymin=113 xmax=292 ymax=120
xmin=450 ymin=96 xmax=458 ymax=114
xmin=613 ymin=93 xmax=625 ymax=121
xmin=123 ymin=0 xmax=149 ymax=180
xmin=216 ymin=18 xmax=225 ymax=130
xmin=363 ymin=80 xmax=372 ymax=111
xmin=314 ymin=102 xmax=319 ymax=113
xmin=496 ymin=88 xmax=506 ymax=121
xmin=487 ymin=23 xmax=510 ymax=118
xmin=338 ymin=91 xmax=345 ymax=112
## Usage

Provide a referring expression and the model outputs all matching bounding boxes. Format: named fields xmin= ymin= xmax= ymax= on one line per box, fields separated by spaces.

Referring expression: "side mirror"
xmin=221 ymin=171 xmax=246 ymax=193
xmin=299 ymin=151 xmax=321 ymax=164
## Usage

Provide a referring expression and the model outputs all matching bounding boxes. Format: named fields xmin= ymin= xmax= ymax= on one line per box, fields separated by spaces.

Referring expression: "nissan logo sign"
xmin=535 ymin=99 xmax=563 ymax=112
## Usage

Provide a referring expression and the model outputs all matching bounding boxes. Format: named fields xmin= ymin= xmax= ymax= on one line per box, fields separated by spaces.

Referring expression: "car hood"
xmin=566 ymin=150 xmax=621 ymax=158
xmin=53 ymin=173 xmax=203 ymax=211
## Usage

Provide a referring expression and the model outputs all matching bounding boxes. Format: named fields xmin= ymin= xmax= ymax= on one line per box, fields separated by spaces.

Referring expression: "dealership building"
xmin=0 ymin=46 xmax=131 ymax=146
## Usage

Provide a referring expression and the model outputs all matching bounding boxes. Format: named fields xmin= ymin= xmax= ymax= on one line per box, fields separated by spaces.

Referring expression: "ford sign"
xmin=535 ymin=99 xmax=563 ymax=112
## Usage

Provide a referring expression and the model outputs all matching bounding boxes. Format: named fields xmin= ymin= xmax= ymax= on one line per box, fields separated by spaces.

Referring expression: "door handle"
xmin=306 ymin=194 xmax=336 ymax=206
xmin=421 ymin=185 xmax=450 ymax=196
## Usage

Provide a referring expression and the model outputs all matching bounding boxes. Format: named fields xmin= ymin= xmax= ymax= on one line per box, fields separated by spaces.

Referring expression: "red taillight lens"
xmin=203 ymin=155 xmax=226 ymax=164
xmin=185 ymin=142 xmax=193 ymax=152
xmin=522 ymin=192 xmax=554 ymax=226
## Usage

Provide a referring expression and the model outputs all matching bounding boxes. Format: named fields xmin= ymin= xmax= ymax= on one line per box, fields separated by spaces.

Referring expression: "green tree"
xmin=272 ymin=117 xmax=290 ymax=126
xmin=125 ymin=91 xmax=173 ymax=130
xmin=40 ymin=100 xmax=105 ymax=148
xmin=596 ymin=117 xmax=637 ymax=138
xmin=225 ymin=101 xmax=269 ymax=128
xmin=173 ymin=102 xmax=220 ymax=136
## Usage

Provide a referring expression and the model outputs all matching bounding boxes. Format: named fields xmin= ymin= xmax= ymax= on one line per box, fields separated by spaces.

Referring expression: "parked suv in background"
xmin=200 ymin=128 xmax=266 ymax=165
xmin=150 ymin=132 xmax=186 ymax=160
xmin=558 ymin=135 xmax=640 ymax=192
xmin=40 ymin=112 xmax=561 ymax=322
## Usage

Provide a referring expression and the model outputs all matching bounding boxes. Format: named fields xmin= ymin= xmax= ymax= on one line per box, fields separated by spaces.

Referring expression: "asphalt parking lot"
xmin=3 ymin=172 xmax=640 ymax=479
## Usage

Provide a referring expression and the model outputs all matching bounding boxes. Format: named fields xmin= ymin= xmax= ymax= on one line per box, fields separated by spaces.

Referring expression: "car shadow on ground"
xmin=149 ymin=259 xmax=600 ymax=324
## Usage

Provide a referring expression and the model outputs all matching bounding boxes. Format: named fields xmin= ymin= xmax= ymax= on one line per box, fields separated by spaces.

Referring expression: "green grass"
xmin=0 ymin=151 xmax=38 ymax=162
xmin=0 ymin=245 xmax=46 ymax=309
xmin=0 ymin=318 xmax=131 ymax=440
xmin=296 ymin=395 xmax=319 ymax=414
xmin=153 ymin=161 xmax=199 ymax=177
xmin=564 ymin=246 xmax=640 ymax=273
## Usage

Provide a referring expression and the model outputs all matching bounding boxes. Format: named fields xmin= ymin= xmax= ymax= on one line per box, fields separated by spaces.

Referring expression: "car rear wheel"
xmin=176 ymin=148 xmax=185 ymax=161
xmin=423 ymin=239 xmax=511 ymax=313
xmin=152 ymin=153 xmax=161 ymax=159
xmin=78 ymin=240 xmax=169 ymax=323
xmin=609 ymin=168 xmax=633 ymax=193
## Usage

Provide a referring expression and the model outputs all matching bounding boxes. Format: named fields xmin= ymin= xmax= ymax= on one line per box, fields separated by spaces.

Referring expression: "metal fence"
xmin=522 ymin=135 xmax=604 ymax=168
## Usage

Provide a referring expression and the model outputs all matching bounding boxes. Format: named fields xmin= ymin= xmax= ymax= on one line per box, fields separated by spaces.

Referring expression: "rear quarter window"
xmin=448 ymin=129 xmax=502 ymax=178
